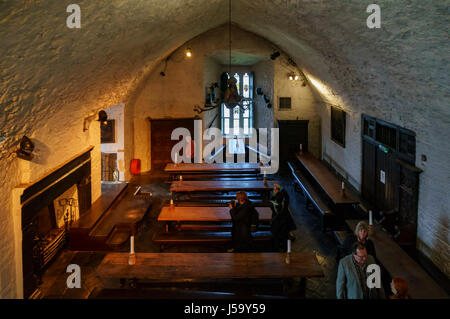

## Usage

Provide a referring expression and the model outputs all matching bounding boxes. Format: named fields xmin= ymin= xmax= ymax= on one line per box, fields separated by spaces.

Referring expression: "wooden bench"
xmin=287 ymin=161 xmax=334 ymax=232
xmin=152 ymin=230 xmax=272 ymax=251
xmin=174 ymin=223 xmax=271 ymax=232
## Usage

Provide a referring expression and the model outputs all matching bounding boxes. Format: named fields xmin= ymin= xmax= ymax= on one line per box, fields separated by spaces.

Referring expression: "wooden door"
xmin=362 ymin=139 xmax=399 ymax=211
xmin=362 ymin=139 xmax=376 ymax=200
xmin=150 ymin=118 xmax=195 ymax=171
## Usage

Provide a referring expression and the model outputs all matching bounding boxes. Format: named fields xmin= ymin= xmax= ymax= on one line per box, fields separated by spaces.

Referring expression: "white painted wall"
xmin=101 ymin=103 xmax=125 ymax=181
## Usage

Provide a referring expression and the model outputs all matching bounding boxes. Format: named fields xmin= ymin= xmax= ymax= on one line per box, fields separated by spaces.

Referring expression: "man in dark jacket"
xmin=270 ymin=183 xmax=297 ymax=251
xmin=229 ymin=191 xmax=257 ymax=252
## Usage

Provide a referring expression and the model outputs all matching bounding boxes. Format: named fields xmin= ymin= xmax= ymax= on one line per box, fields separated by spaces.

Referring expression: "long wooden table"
xmin=165 ymin=162 xmax=262 ymax=173
xmin=296 ymin=152 xmax=358 ymax=205
xmin=170 ymin=180 xmax=275 ymax=201
xmin=96 ymin=252 xmax=324 ymax=281
xmin=346 ymin=220 xmax=448 ymax=299
xmin=170 ymin=180 xmax=275 ymax=193
xmin=158 ymin=206 xmax=272 ymax=222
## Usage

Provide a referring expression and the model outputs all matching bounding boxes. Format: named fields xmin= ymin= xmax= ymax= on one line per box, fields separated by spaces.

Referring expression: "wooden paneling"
xmin=150 ymin=118 xmax=195 ymax=171
xmin=362 ymin=139 xmax=376 ymax=201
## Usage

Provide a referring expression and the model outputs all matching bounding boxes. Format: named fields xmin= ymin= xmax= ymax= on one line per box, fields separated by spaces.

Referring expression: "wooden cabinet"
xmin=277 ymin=120 xmax=309 ymax=170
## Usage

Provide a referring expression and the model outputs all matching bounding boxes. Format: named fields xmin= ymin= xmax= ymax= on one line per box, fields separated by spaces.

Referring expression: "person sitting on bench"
xmin=229 ymin=191 xmax=257 ymax=252
xmin=342 ymin=221 xmax=376 ymax=259
xmin=270 ymin=183 xmax=297 ymax=252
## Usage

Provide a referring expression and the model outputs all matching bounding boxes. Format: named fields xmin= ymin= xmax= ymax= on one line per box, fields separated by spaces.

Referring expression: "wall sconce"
xmin=16 ymin=135 xmax=34 ymax=160
xmin=288 ymin=72 xmax=307 ymax=86
xmin=83 ymin=110 xmax=108 ymax=131
xmin=288 ymin=72 xmax=299 ymax=81
xmin=185 ymin=47 xmax=192 ymax=58
xmin=270 ymin=51 xmax=280 ymax=60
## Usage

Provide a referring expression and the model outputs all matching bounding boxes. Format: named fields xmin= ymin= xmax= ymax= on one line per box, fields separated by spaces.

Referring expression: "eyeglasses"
xmin=354 ymin=253 xmax=367 ymax=259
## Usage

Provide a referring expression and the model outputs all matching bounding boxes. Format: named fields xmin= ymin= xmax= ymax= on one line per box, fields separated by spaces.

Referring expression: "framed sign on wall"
xmin=331 ymin=106 xmax=346 ymax=147
xmin=101 ymin=120 xmax=115 ymax=143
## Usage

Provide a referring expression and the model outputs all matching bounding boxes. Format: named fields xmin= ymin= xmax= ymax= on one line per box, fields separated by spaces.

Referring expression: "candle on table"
xmin=170 ymin=199 xmax=174 ymax=207
xmin=285 ymin=239 xmax=291 ymax=264
xmin=128 ymin=235 xmax=136 ymax=265
xmin=341 ymin=182 xmax=345 ymax=190
xmin=130 ymin=236 xmax=135 ymax=254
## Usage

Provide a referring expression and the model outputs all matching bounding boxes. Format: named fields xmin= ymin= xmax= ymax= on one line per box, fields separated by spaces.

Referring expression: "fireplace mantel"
xmin=12 ymin=146 xmax=94 ymax=298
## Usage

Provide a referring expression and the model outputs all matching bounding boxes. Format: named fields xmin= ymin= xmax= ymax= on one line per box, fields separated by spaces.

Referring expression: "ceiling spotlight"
xmin=294 ymin=75 xmax=299 ymax=81
xmin=160 ymin=71 xmax=166 ymax=77
xmin=270 ymin=51 xmax=280 ymax=60
xmin=185 ymin=47 xmax=192 ymax=57
xmin=289 ymin=75 xmax=294 ymax=81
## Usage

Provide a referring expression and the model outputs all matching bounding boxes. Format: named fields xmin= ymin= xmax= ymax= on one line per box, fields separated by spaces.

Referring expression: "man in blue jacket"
xmin=336 ymin=242 xmax=385 ymax=299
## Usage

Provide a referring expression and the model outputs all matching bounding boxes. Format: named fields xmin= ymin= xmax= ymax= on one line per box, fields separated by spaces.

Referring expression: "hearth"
xmin=20 ymin=147 xmax=92 ymax=298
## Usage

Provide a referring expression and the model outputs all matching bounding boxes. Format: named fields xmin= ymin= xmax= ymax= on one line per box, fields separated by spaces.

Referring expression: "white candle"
xmin=130 ymin=236 xmax=135 ymax=254
xmin=300 ymin=144 xmax=303 ymax=152
xmin=170 ymin=199 xmax=174 ymax=206
xmin=287 ymin=239 xmax=291 ymax=253
xmin=341 ymin=182 xmax=345 ymax=190
xmin=369 ymin=210 xmax=373 ymax=225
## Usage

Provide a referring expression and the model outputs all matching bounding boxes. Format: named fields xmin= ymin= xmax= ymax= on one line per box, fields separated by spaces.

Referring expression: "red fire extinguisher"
xmin=131 ymin=159 xmax=141 ymax=175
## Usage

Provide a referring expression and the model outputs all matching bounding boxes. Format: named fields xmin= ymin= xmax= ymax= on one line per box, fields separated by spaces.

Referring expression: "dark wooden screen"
xmin=150 ymin=118 xmax=195 ymax=171
xmin=361 ymin=115 xmax=421 ymax=245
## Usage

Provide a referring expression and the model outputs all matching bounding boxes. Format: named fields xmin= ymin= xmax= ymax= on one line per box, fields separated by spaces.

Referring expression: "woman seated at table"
xmin=342 ymin=221 xmax=376 ymax=259
xmin=229 ymin=191 xmax=257 ymax=252
xmin=270 ymin=183 xmax=297 ymax=252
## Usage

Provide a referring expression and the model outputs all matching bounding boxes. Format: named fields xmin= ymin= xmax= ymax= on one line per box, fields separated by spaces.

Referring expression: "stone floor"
xmin=37 ymin=170 xmax=351 ymax=299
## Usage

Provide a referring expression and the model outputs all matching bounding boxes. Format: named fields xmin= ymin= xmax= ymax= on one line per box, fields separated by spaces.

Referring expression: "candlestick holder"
xmin=285 ymin=252 xmax=291 ymax=264
xmin=128 ymin=252 xmax=136 ymax=265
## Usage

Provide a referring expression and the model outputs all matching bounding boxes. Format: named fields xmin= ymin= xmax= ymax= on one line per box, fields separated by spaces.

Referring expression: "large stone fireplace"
xmin=13 ymin=147 xmax=93 ymax=298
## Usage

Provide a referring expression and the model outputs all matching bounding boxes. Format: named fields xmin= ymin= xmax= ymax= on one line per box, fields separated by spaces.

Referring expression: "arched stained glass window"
xmin=221 ymin=72 xmax=254 ymax=137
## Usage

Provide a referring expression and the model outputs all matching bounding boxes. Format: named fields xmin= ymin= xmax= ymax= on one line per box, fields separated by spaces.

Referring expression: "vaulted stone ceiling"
xmin=1 ymin=0 xmax=447 ymax=155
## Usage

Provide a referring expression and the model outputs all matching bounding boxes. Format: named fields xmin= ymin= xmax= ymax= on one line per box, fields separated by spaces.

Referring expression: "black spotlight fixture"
xmin=270 ymin=51 xmax=280 ymax=60
xmin=97 ymin=110 xmax=108 ymax=125
xmin=16 ymin=136 xmax=34 ymax=160
xmin=263 ymin=95 xmax=271 ymax=103
xmin=160 ymin=71 xmax=166 ymax=76
xmin=256 ymin=88 xmax=264 ymax=95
